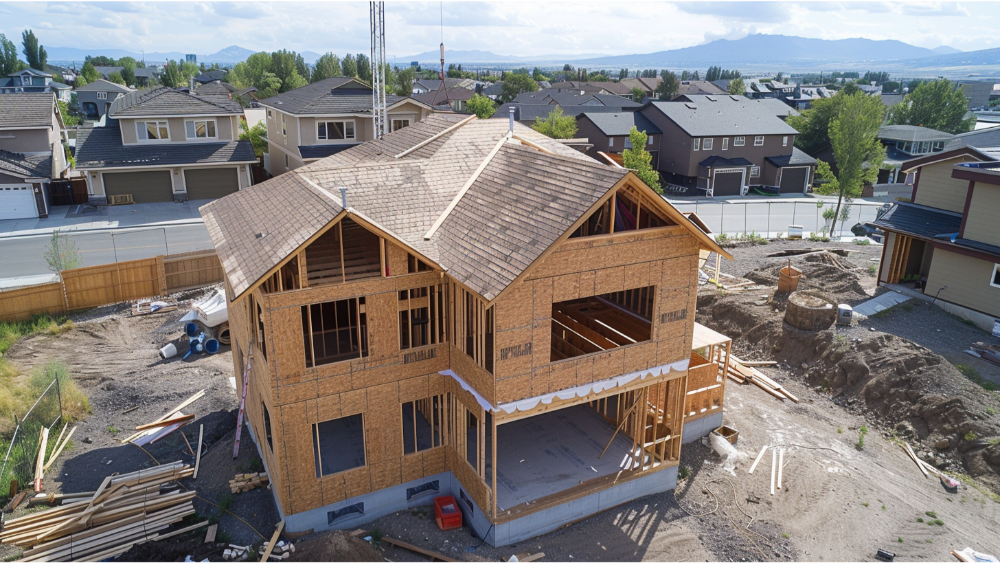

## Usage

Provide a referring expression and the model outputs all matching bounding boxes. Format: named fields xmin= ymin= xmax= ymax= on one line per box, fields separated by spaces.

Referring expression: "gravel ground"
xmin=0 ymin=288 xmax=280 ymax=560
xmin=717 ymin=239 xmax=883 ymax=286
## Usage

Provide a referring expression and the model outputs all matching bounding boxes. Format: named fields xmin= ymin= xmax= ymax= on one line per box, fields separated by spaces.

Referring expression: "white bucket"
xmin=159 ymin=343 xmax=177 ymax=360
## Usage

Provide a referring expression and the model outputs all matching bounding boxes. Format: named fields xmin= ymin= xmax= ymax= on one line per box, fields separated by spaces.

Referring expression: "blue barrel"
xmin=205 ymin=339 xmax=220 ymax=354
xmin=185 ymin=322 xmax=199 ymax=337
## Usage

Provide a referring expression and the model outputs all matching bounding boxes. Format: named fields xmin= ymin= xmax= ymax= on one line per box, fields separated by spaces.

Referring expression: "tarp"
xmin=180 ymin=288 xmax=228 ymax=327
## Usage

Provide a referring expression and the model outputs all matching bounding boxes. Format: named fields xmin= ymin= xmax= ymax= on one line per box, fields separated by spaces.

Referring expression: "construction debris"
xmin=224 ymin=545 xmax=252 ymax=561
xmin=33 ymin=426 xmax=49 ymax=492
xmin=381 ymin=536 xmax=458 ymax=562
xmin=259 ymin=521 xmax=285 ymax=562
xmin=230 ymin=472 xmax=269 ymax=494
xmin=132 ymin=301 xmax=178 ymax=316
xmin=42 ymin=426 xmax=77 ymax=473
xmin=725 ymin=354 xmax=799 ymax=402
xmin=121 ymin=390 xmax=204 ymax=445
xmin=0 ymin=462 xmax=197 ymax=561
xmin=767 ymin=247 xmax=851 ymax=258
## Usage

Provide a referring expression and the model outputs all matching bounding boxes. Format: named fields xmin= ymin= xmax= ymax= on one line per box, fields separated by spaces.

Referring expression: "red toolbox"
xmin=434 ymin=495 xmax=462 ymax=531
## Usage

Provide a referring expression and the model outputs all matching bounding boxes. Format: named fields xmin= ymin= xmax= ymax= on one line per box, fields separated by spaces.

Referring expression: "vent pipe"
xmin=509 ymin=106 xmax=515 ymax=133
xmin=338 ymin=187 xmax=348 ymax=208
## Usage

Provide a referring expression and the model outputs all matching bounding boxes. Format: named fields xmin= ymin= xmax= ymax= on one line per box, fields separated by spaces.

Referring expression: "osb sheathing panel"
xmin=493 ymin=325 xmax=533 ymax=380
xmin=495 ymin=282 xmax=532 ymax=331
xmin=447 ymin=448 xmax=490 ymax=513
xmin=448 ymin=346 xmax=495 ymax=405
xmin=271 ymin=306 xmax=306 ymax=381
xmin=386 ymin=241 xmax=409 ymax=277
xmin=526 ymin=227 xmax=695 ymax=281
xmin=398 ymin=374 xmax=430 ymax=403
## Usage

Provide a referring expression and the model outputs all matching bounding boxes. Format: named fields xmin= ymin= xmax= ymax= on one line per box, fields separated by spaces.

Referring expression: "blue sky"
xmin=0 ymin=1 xmax=997 ymax=58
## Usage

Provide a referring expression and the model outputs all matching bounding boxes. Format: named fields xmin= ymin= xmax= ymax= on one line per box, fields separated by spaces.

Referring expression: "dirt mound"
xmin=745 ymin=259 xmax=870 ymax=303
xmin=290 ymin=531 xmax=382 ymax=562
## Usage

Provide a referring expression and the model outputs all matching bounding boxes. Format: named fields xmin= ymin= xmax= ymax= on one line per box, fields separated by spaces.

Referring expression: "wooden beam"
xmin=382 ymin=537 xmax=459 ymax=562
xmin=259 ymin=520 xmax=285 ymax=562
xmin=193 ymin=425 xmax=204 ymax=479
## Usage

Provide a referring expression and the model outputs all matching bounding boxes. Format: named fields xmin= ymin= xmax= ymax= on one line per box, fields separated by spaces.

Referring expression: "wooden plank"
xmin=382 ymin=537 xmax=459 ymax=562
xmin=205 ymin=523 xmax=218 ymax=543
xmin=748 ymin=445 xmax=767 ymax=474
xmin=259 ymin=521 xmax=284 ymax=562
xmin=135 ymin=413 xmax=194 ymax=431
xmin=34 ymin=426 xmax=49 ymax=492
xmin=152 ymin=520 xmax=208 ymax=542
xmin=193 ymin=424 xmax=204 ymax=479
xmin=770 ymin=448 xmax=777 ymax=495
xmin=777 ymin=448 xmax=784 ymax=489
xmin=42 ymin=426 xmax=77 ymax=472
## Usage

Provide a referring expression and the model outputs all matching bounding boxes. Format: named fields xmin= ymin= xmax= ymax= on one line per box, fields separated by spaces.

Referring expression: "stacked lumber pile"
xmin=230 ymin=472 xmax=269 ymax=494
xmin=725 ymin=354 xmax=799 ymax=403
xmin=0 ymin=462 xmax=197 ymax=561
xmin=122 ymin=390 xmax=204 ymax=445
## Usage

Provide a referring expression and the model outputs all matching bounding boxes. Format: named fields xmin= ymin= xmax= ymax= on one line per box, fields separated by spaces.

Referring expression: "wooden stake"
xmin=770 ymin=448 xmax=776 ymax=496
xmin=193 ymin=425 xmax=204 ymax=479
xmin=777 ymin=449 xmax=784 ymax=489
xmin=43 ymin=426 xmax=77 ymax=472
xmin=259 ymin=521 xmax=284 ymax=562
xmin=34 ymin=427 xmax=49 ymax=492
xmin=748 ymin=445 xmax=768 ymax=474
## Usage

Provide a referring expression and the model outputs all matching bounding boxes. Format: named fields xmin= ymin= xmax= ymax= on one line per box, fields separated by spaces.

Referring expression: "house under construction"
xmin=201 ymin=113 xmax=733 ymax=545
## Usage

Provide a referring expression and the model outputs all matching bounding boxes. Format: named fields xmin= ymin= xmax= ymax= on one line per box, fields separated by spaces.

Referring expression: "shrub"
xmin=856 ymin=425 xmax=868 ymax=451
xmin=29 ymin=360 xmax=90 ymax=423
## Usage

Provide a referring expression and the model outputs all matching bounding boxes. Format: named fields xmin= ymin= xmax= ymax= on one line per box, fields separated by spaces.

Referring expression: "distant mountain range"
xmin=932 ymin=46 xmax=963 ymax=55
xmin=400 ymin=49 xmax=607 ymax=64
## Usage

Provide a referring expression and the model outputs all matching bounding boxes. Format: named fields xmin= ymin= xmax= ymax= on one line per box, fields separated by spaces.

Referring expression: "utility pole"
xmin=370 ymin=1 xmax=387 ymax=139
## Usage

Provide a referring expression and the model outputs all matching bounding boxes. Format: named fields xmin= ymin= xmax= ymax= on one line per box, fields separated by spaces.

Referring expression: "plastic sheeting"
xmin=179 ymin=288 xmax=229 ymax=328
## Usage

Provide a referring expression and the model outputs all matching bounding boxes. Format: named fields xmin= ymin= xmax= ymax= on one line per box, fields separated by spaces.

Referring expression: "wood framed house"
xmin=872 ymin=147 xmax=1000 ymax=330
xmin=201 ymin=114 xmax=733 ymax=546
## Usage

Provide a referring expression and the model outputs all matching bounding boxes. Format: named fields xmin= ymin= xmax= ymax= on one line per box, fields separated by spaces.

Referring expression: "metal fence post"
xmin=720 ymin=204 xmax=725 ymax=234
xmin=767 ymin=202 xmax=771 ymax=238
xmin=744 ymin=203 xmax=748 ymax=235
xmin=792 ymin=202 xmax=797 ymax=225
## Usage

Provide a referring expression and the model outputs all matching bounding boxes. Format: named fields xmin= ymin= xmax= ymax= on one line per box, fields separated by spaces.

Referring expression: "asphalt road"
xmin=0 ymin=223 xmax=214 ymax=278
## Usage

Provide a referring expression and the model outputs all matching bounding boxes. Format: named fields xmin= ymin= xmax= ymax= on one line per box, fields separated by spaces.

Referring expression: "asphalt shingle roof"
xmin=580 ymin=111 xmax=662 ymax=136
xmin=110 ymin=87 xmax=243 ymax=117
xmin=647 ymin=96 xmax=799 ymax=137
xmin=698 ymin=155 xmax=753 ymax=168
xmin=74 ymin=79 xmax=133 ymax=93
xmin=945 ymin=127 xmax=1000 ymax=151
xmin=871 ymin=202 xmax=961 ymax=239
xmin=75 ymin=125 xmax=256 ymax=169
xmin=765 ymin=147 xmax=818 ymax=167
xmin=878 ymin=125 xmax=954 ymax=143
xmin=0 ymin=93 xmax=54 ymax=128
xmin=258 ymin=77 xmax=412 ymax=115
xmin=0 ymin=150 xmax=51 ymax=178
xmin=496 ymin=104 xmax=632 ymax=123
xmin=298 ymin=144 xmax=358 ymax=160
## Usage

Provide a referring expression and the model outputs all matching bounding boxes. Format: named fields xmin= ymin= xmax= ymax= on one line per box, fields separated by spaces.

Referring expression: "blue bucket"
xmin=185 ymin=322 xmax=199 ymax=337
xmin=205 ymin=339 xmax=220 ymax=354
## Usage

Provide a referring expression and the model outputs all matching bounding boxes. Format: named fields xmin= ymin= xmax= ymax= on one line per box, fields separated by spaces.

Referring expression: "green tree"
xmin=888 ymin=79 xmax=975 ymax=134
xmin=630 ymin=87 xmax=646 ymax=102
xmin=342 ymin=54 xmax=358 ymax=78
xmin=467 ymin=93 xmax=496 ymax=119
xmin=21 ymin=29 xmax=46 ymax=71
xmin=161 ymin=61 xmax=183 ymax=88
xmin=883 ymin=80 xmax=901 ymax=93
xmin=500 ymin=73 xmax=539 ymax=103
xmin=227 ymin=52 xmax=271 ymax=90
xmin=75 ymin=75 xmax=88 ymax=87
xmin=356 ymin=53 xmax=372 ymax=83
xmin=257 ymin=71 xmax=283 ymax=98
xmin=622 ymin=127 xmax=662 ymax=194
xmin=816 ymin=93 xmax=886 ymax=236
xmin=119 ymin=59 xmax=136 ymax=87
xmin=239 ymin=119 xmax=268 ymax=158
xmin=0 ymin=33 xmax=25 ymax=76
xmin=311 ymin=53 xmax=342 ymax=82
xmin=283 ymin=71 xmax=307 ymax=92
xmin=656 ymin=70 xmax=679 ymax=101
xmin=44 ymin=230 xmax=83 ymax=276
xmin=532 ymin=67 xmax=549 ymax=81
xmin=80 ymin=61 xmax=101 ymax=83
xmin=294 ymin=53 xmax=310 ymax=83
xmin=840 ymin=81 xmax=861 ymax=96
xmin=785 ymin=94 xmax=847 ymax=155
xmin=107 ymin=72 xmax=125 ymax=85
xmin=728 ymin=77 xmax=745 ymax=95
xmin=531 ymin=107 xmax=577 ymax=139
xmin=395 ymin=67 xmax=415 ymax=96
xmin=57 ymin=100 xmax=80 ymax=126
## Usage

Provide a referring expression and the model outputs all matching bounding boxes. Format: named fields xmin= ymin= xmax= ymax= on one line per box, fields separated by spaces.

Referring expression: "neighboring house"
xmin=94 ymin=66 xmax=157 ymax=87
xmin=412 ymin=78 xmax=477 ymax=94
xmin=955 ymin=81 xmax=994 ymax=110
xmin=620 ymin=77 xmax=662 ymax=99
xmin=879 ymin=125 xmax=954 ymax=159
xmin=194 ymin=68 xmax=228 ymax=85
xmin=200 ymin=112 xmax=734 ymax=546
xmin=639 ymin=95 xmax=814 ymax=196
xmin=259 ymin=77 xmax=433 ymax=176
xmin=711 ymin=78 xmax=781 ymax=99
xmin=0 ymin=69 xmax=72 ymax=102
xmin=871 ymin=146 xmax=1000 ymax=330
xmin=412 ymin=86 xmax=476 ymax=112
xmin=195 ymin=81 xmax=259 ymax=107
xmin=674 ymin=80 xmax=727 ymax=98
xmin=575 ymin=112 xmax=662 ymax=166
xmin=549 ymin=81 xmax=634 ymax=99
xmin=0 ymin=93 xmax=69 ymax=219
xmin=786 ymin=86 xmax=835 ymax=110
xmin=881 ymin=93 xmax=904 ymax=108
xmin=74 ymin=87 xmax=257 ymax=204
xmin=495 ymin=91 xmax=641 ymax=128
xmin=945 ymin=127 xmax=1000 ymax=152
xmin=75 ymin=79 xmax=134 ymax=121
xmin=481 ymin=81 xmax=503 ymax=101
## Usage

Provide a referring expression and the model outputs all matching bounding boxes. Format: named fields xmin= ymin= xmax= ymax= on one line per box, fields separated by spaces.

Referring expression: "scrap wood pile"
xmin=230 ymin=472 xmax=269 ymax=494
xmin=121 ymin=389 xmax=204 ymax=446
xmin=30 ymin=424 xmax=78 ymax=493
xmin=131 ymin=300 xmax=178 ymax=316
xmin=724 ymin=354 xmax=799 ymax=403
xmin=0 ymin=462 xmax=205 ymax=562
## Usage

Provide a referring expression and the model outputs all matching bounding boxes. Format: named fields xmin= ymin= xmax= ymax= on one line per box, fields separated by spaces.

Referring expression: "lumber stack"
xmin=230 ymin=472 xmax=269 ymax=494
xmin=725 ymin=354 xmax=799 ymax=403
xmin=122 ymin=390 xmax=204 ymax=445
xmin=0 ymin=462 xmax=196 ymax=562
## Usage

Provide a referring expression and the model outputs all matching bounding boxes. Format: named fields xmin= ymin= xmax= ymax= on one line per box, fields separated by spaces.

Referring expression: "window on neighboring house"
xmin=722 ymin=138 xmax=729 ymax=150
xmin=312 ymin=414 xmax=366 ymax=477
xmin=750 ymin=166 xmax=760 ymax=178
xmin=281 ymin=114 xmax=286 ymax=138
xmin=399 ymin=285 xmax=447 ymax=350
xmin=754 ymin=136 xmax=764 ymax=146
xmin=302 ymin=297 xmax=369 ymax=368
xmin=391 ymin=119 xmax=410 ymax=132
xmin=991 ymin=264 xmax=1000 ymax=288
xmin=402 ymin=395 xmax=444 ymax=454
xmin=136 ymin=121 xmax=169 ymax=141
xmin=702 ymin=138 xmax=713 ymax=150
xmin=262 ymin=402 xmax=273 ymax=452
xmin=318 ymin=120 xmax=356 ymax=140
xmin=734 ymin=136 xmax=745 ymax=146
xmin=782 ymin=136 xmax=788 ymax=147
xmin=97 ymin=91 xmax=108 ymax=100
xmin=693 ymin=138 xmax=700 ymax=151
xmin=609 ymin=137 xmax=614 ymax=147
xmin=267 ymin=109 xmax=272 ymax=119
xmin=647 ymin=136 xmax=653 ymax=145
xmin=185 ymin=119 xmax=217 ymax=139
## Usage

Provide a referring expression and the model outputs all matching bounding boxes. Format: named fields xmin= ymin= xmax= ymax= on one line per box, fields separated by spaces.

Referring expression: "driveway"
xmin=0 ymin=199 xmax=210 ymax=238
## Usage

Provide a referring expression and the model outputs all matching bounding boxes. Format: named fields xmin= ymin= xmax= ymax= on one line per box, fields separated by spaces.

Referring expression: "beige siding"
xmin=0 ymin=128 xmax=52 ymax=153
xmin=913 ymin=158 xmax=974 ymax=213
xmin=963 ymin=185 xmax=1000 ymax=248
xmin=924 ymin=249 xmax=1000 ymax=317
xmin=120 ymin=115 xmax=240 ymax=145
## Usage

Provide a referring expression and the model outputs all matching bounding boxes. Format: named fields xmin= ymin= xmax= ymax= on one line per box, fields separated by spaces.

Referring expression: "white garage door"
xmin=0 ymin=185 xmax=38 ymax=220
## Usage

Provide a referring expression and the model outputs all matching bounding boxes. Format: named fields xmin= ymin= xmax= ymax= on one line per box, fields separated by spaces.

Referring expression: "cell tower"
xmin=370 ymin=1 xmax=387 ymax=139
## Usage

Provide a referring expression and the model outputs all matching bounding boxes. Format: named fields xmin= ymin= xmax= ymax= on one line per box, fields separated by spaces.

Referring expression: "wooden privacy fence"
xmin=0 ymin=250 xmax=224 ymax=323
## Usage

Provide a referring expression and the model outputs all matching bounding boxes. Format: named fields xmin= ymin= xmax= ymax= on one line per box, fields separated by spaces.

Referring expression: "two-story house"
xmin=637 ymin=95 xmax=814 ymax=196
xmin=201 ymin=113 xmax=734 ymax=546
xmin=0 ymin=69 xmax=72 ymax=101
xmin=74 ymin=87 xmax=256 ymax=204
xmin=872 ymin=146 xmax=1000 ymax=330
xmin=575 ymin=112 xmax=662 ymax=166
xmin=259 ymin=77 xmax=433 ymax=176
xmin=75 ymin=79 xmax=134 ymax=121
xmin=0 ymin=93 xmax=70 ymax=220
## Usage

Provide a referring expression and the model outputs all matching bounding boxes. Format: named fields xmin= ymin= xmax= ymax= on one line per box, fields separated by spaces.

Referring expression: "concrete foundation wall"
xmin=682 ymin=411 xmax=724 ymax=444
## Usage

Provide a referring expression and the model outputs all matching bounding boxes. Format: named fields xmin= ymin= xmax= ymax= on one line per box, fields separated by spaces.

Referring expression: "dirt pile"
xmin=745 ymin=257 xmax=871 ymax=303
xmin=290 ymin=531 xmax=382 ymax=562
xmin=697 ymin=288 xmax=1000 ymax=493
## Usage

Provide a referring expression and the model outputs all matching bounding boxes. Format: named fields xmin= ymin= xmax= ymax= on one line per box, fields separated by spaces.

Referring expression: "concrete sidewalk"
xmin=0 ymin=199 xmax=210 ymax=239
